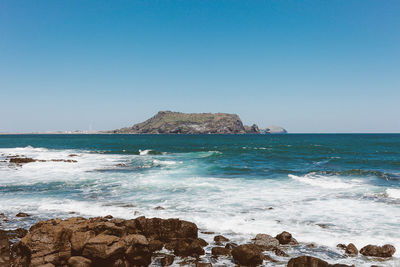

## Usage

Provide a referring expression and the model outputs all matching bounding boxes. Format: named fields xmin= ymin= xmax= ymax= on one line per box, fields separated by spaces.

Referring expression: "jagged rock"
xmin=244 ymin=124 xmax=260 ymax=133
xmin=11 ymin=216 xmax=200 ymax=266
xmin=360 ymin=244 xmax=396 ymax=257
xmin=0 ymin=230 xmax=10 ymax=266
xmin=195 ymin=263 xmax=212 ymax=267
xmin=160 ymin=254 xmax=174 ymax=266
xmin=211 ymin=246 xmax=231 ymax=256
xmin=345 ymin=243 xmax=358 ymax=256
xmin=275 ymin=231 xmax=297 ymax=245
xmin=253 ymin=233 xmax=279 ymax=250
xmin=273 ymin=247 xmax=289 ymax=257
xmin=231 ymin=244 xmax=264 ymax=266
xmin=111 ymin=111 xmax=254 ymax=134
xmin=67 ymin=256 xmax=92 ymax=267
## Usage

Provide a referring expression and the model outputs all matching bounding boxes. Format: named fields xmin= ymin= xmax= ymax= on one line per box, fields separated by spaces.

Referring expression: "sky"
xmin=1 ymin=1 xmax=399 ymax=133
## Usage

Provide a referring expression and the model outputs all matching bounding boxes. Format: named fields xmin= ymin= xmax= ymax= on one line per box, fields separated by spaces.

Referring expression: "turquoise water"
xmin=0 ymin=134 xmax=399 ymax=266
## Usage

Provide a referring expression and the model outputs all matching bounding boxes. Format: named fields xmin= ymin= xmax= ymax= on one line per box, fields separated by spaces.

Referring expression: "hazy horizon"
xmin=1 ymin=1 xmax=399 ymax=133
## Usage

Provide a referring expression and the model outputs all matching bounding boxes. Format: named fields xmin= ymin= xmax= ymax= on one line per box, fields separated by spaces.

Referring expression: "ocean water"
xmin=0 ymin=134 xmax=399 ymax=266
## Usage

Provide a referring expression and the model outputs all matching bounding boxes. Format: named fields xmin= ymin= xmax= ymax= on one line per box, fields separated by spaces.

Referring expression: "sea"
xmin=0 ymin=134 xmax=399 ymax=266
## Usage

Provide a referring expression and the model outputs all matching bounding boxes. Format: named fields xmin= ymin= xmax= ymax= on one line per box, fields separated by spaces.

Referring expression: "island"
xmin=111 ymin=111 xmax=264 ymax=134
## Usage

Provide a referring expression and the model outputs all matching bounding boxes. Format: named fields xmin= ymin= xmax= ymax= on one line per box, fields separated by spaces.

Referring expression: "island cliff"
xmin=112 ymin=111 xmax=260 ymax=134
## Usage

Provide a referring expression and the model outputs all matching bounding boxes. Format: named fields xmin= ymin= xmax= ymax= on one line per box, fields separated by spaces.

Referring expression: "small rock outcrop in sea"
xmin=253 ymin=233 xmax=279 ymax=250
xmin=244 ymin=124 xmax=260 ymax=133
xmin=359 ymin=244 xmax=396 ymax=257
xmin=263 ymin=125 xmax=287 ymax=134
xmin=111 ymin=111 xmax=261 ymax=134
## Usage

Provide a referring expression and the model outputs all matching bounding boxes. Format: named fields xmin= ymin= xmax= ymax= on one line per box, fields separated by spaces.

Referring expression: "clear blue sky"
xmin=1 ymin=1 xmax=399 ymax=133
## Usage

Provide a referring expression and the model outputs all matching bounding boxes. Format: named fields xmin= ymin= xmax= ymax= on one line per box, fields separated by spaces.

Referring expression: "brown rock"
xmin=16 ymin=212 xmax=30 ymax=217
xmin=225 ymin=242 xmax=238 ymax=250
xmin=360 ymin=244 xmax=396 ymax=258
xmin=273 ymin=247 xmax=289 ymax=257
xmin=149 ymin=239 xmax=164 ymax=251
xmin=231 ymin=244 xmax=264 ymax=266
xmin=172 ymin=238 xmax=205 ymax=258
xmin=253 ymin=233 xmax=279 ymax=250
xmin=275 ymin=231 xmax=298 ymax=245
xmin=337 ymin=244 xmax=347 ymax=250
xmin=214 ymin=235 xmax=229 ymax=243
xmin=0 ymin=230 xmax=10 ymax=266
xmin=9 ymin=157 xmax=36 ymax=164
xmin=197 ymin=238 xmax=208 ymax=247
xmin=71 ymin=231 xmax=95 ymax=254
xmin=160 ymin=255 xmax=174 ymax=266
xmin=4 ymin=228 xmax=28 ymax=239
xmin=67 ymin=256 xmax=92 ymax=267
xmin=82 ymin=234 xmax=124 ymax=260
xmin=345 ymin=243 xmax=358 ymax=256
xmin=287 ymin=256 xmax=330 ymax=267
xmin=211 ymin=246 xmax=231 ymax=256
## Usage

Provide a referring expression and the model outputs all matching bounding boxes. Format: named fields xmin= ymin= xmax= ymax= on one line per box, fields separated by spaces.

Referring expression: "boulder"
xmin=287 ymin=256 xmax=329 ymax=267
xmin=231 ymin=244 xmax=264 ymax=266
xmin=211 ymin=246 xmax=231 ymax=256
xmin=345 ymin=243 xmax=358 ymax=256
xmin=82 ymin=234 xmax=124 ymax=261
xmin=214 ymin=235 xmax=229 ymax=243
xmin=276 ymin=231 xmax=297 ymax=245
xmin=360 ymin=244 xmax=396 ymax=258
xmin=253 ymin=233 xmax=279 ymax=250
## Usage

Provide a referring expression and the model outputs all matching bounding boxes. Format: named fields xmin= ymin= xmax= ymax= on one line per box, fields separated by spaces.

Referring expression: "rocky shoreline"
xmin=0 ymin=215 xmax=396 ymax=267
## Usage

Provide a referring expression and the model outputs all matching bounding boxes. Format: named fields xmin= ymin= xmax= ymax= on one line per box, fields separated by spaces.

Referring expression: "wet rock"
xmin=154 ymin=206 xmax=165 ymax=210
xmin=67 ymin=256 xmax=92 ymax=267
xmin=15 ymin=212 xmax=30 ymax=217
xmin=275 ymin=231 xmax=298 ymax=245
xmin=337 ymin=244 xmax=347 ymax=250
xmin=287 ymin=256 xmax=330 ymax=267
xmin=345 ymin=243 xmax=358 ymax=256
xmin=253 ymin=233 xmax=279 ymax=250
xmin=200 ymin=231 xmax=215 ymax=235
xmin=231 ymin=244 xmax=264 ymax=266
xmin=9 ymin=157 xmax=36 ymax=164
xmin=0 ymin=230 xmax=10 ymax=266
xmin=104 ymin=215 xmax=113 ymax=219
xmin=272 ymin=247 xmax=289 ymax=257
xmin=160 ymin=254 xmax=174 ymax=266
xmin=263 ymin=254 xmax=277 ymax=262
xmin=213 ymin=235 xmax=229 ymax=243
xmin=197 ymin=238 xmax=208 ymax=247
xmin=211 ymin=246 xmax=231 ymax=256
xmin=69 ymin=154 xmax=78 ymax=157
xmin=360 ymin=244 xmax=396 ymax=258
xmin=171 ymin=238 xmax=205 ymax=258
xmin=225 ymin=242 xmax=238 ymax=250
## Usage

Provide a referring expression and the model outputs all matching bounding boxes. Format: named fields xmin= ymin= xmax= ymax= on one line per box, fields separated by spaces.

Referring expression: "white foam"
xmin=139 ymin=149 xmax=152 ymax=155
xmin=288 ymin=174 xmax=356 ymax=189
xmin=387 ymin=188 xmax=400 ymax=199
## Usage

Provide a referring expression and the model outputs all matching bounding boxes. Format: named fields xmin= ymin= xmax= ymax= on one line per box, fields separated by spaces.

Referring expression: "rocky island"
xmin=111 ymin=111 xmax=262 ymax=134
